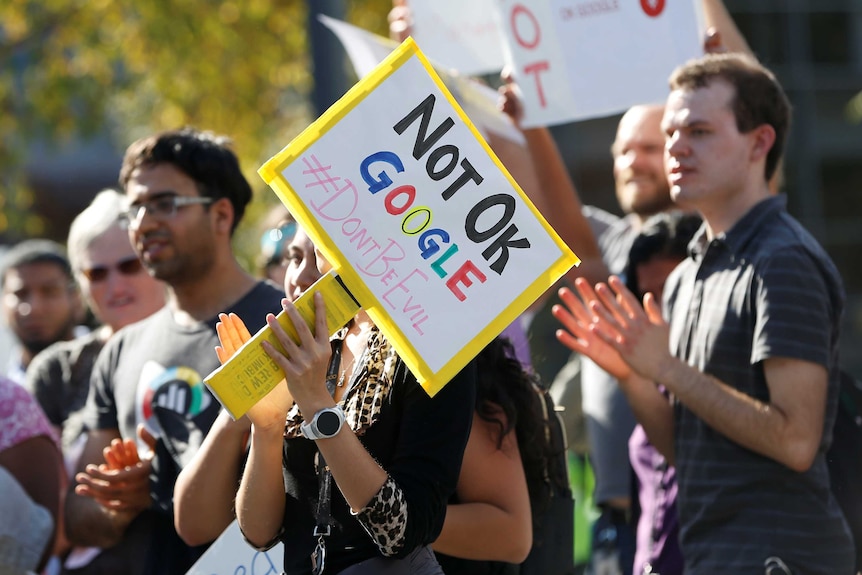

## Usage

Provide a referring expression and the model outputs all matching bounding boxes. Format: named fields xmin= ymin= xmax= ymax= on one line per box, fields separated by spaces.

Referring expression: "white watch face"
xmin=316 ymin=409 xmax=342 ymax=436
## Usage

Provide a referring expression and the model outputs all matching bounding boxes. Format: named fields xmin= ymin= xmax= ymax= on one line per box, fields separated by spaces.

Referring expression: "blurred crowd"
xmin=1 ymin=2 xmax=860 ymax=575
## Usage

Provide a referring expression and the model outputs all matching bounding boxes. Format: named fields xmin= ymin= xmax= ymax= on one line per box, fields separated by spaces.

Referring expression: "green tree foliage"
xmin=0 ymin=0 xmax=392 ymax=242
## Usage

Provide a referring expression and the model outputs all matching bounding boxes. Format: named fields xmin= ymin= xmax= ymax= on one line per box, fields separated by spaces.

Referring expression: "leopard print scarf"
xmin=283 ymin=325 xmax=398 ymax=438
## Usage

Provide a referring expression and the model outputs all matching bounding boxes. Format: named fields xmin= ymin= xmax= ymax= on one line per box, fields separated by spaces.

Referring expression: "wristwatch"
xmin=301 ymin=405 xmax=345 ymax=440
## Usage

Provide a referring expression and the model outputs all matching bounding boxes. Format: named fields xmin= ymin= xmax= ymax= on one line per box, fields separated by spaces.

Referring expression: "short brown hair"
xmin=669 ymin=53 xmax=790 ymax=182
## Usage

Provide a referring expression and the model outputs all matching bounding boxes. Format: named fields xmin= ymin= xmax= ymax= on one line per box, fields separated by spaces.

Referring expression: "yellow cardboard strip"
xmin=204 ymin=271 xmax=361 ymax=419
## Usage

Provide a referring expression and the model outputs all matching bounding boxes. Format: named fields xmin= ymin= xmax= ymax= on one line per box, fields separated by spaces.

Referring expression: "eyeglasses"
xmin=120 ymin=195 xmax=213 ymax=229
xmin=81 ymin=256 xmax=144 ymax=282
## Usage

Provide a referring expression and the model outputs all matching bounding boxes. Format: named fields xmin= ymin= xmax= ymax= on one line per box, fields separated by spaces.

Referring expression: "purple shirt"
xmin=629 ymin=424 xmax=682 ymax=575
xmin=501 ymin=319 xmax=532 ymax=371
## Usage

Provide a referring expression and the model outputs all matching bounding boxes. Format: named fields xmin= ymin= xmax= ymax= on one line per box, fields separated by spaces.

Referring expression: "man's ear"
xmin=749 ymin=123 xmax=776 ymax=165
xmin=211 ymin=197 xmax=235 ymax=235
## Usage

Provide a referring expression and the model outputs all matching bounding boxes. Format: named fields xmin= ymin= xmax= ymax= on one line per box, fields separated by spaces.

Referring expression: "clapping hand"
xmin=74 ymin=426 xmax=154 ymax=515
xmin=216 ymin=311 xmax=295 ymax=434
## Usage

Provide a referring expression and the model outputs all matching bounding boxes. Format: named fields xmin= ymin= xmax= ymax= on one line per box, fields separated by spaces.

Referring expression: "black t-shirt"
xmin=84 ymin=281 xmax=284 ymax=575
xmin=26 ymin=331 xmax=104 ymax=452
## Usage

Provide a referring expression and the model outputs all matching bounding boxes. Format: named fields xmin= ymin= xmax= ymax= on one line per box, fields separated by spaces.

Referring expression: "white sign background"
xmin=185 ymin=521 xmax=282 ymax=575
xmin=411 ymin=0 xmax=506 ymax=76
xmin=319 ymin=15 xmax=524 ymax=144
xmin=497 ymin=0 xmax=703 ymax=127
xmin=267 ymin=45 xmax=571 ymax=385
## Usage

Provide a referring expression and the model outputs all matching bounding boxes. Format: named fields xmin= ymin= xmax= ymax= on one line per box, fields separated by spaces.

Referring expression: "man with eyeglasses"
xmin=65 ymin=128 xmax=284 ymax=575
xmin=1 ymin=239 xmax=85 ymax=386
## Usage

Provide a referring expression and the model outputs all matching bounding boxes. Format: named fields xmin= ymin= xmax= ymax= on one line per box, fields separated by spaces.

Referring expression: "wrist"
xmin=300 ymin=405 xmax=345 ymax=440
xmin=250 ymin=421 xmax=286 ymax=443
xmin=653 ymin=355 xmax=682 ymax=390
xmin=295 ymin=391 xmax=338 ymax=420
xmin=215 ymin=409 xmax=251 ymax=435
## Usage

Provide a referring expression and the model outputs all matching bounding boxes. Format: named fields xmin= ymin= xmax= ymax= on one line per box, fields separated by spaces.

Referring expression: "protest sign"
xmin=409 ymin=0 xmax=505 ymax=76
xmin=205 ymin=271 xmax=361 ymax=419
xmin=185 ymin=520 xmax=282 ymax=575
xmin=497 ymin=0 xmax=703 ymax=127
xmin=259 ymin=38 xmax=577 ymax=396
xmin=318 ymin=15 xmax=524 ymax=144
xmin=318 ymin=14 xmax=397 ymax=80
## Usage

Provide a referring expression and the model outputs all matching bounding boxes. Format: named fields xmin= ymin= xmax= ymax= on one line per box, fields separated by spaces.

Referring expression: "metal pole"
xmin=308 ymin=0 xmax=349 ymax=118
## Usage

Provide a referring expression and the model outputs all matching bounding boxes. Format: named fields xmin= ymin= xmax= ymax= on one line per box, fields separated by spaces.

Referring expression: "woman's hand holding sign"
xmin=217 ymin=312 xmax=294 ymax=435
xmin=262 ymin=293 xmax=333 ymax=421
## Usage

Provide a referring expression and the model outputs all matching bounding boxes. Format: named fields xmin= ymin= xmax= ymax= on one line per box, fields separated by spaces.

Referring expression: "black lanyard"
xmin=311 ymin=337 xmax=345 ymax=575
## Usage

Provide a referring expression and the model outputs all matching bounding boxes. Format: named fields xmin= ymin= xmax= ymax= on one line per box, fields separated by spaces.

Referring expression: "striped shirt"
xmin=663 ymin=196 xmax=854 ymax=574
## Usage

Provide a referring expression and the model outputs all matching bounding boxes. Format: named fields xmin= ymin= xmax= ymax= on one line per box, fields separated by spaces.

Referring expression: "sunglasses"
xmin=81 ymin=256 xmax=144 ymax=283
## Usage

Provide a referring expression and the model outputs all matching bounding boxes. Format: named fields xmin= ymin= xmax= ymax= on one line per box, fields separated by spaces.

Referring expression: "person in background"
xmin=178 ymin=223 xmax=559 ymax=574
xmin=0 ymin=374 xmax=63 ymax=573
xmin=174 ymin=224 xmax=322 ymax=544
xmin=555 ymin=53 xmax=854 ymax=574
xmin=64 ymin=128 xmax=284 ymax=575
xmin=257 ymin=206 xmax=297 ymax=286
xmin=497 ymin=5 xmax=758 ymax=571
xmin=621 ymin=211 xmax=702 ymax=575
xmin=1 ymin=239 xmax=84 ymax=385
xmin=26 ymin=189 xmax=166 ymax=575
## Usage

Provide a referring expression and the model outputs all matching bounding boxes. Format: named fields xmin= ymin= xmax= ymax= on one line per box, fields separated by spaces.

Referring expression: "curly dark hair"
xmin=624 ymin=210 xmax=703 ymax=298
xmin=473 ymin=337 xmax=563 ymax=524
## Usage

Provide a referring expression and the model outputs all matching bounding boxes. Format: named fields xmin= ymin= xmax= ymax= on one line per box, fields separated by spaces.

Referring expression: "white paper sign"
xmin=185 ymin=521 xmax=283 ymax=575
xmin=318 ymin=14 xmax=398 ymax=80
xmin=411 ymin=0 xmax=505 ymax=76
xmin=497 ymin=0 xmax=703 ymax=126
xmin=319 ymin=15 xmax=524 ymax=144
xmin=259 ymin=40 xmax=576 ymax=395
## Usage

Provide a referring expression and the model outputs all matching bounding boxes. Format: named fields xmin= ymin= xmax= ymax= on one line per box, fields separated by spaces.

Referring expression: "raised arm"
xmin=498 ymin=83 xmax=608 ymax=286
xmin=702 ymin=0 xmax=752 ymax=55
xmin=584 ymin=273 xmax=829 ymax=472
xmin=175 ymin=313 xmax=256 ymax=545
xmin=257 ymin=296 xmax=388 ymax=513
xmin=231 ymin=307 xmax=295 ymax=549
xmin=175 ymin=409 xmax=250 ymax=545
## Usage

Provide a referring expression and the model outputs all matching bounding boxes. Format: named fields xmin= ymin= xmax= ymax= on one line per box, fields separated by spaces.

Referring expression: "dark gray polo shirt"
xmin=663 ymin=196 xmax=854 ymax=574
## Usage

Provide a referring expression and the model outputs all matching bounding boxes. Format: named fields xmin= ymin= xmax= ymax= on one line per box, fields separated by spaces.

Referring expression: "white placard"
xmin=318 ymin=14 xmax=398 ymax=80
xmin=259 ymin=39 xmax=576 ymax=395
xmin=319 ymin=15 xmax=524 ymax=144
xmin=185 ymin=520 xmax=283 ymax=575
xmin=497 ymin=0 xmax=703 ymax=126
xmin=411 ymin=0 xmax=506 ymax=76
